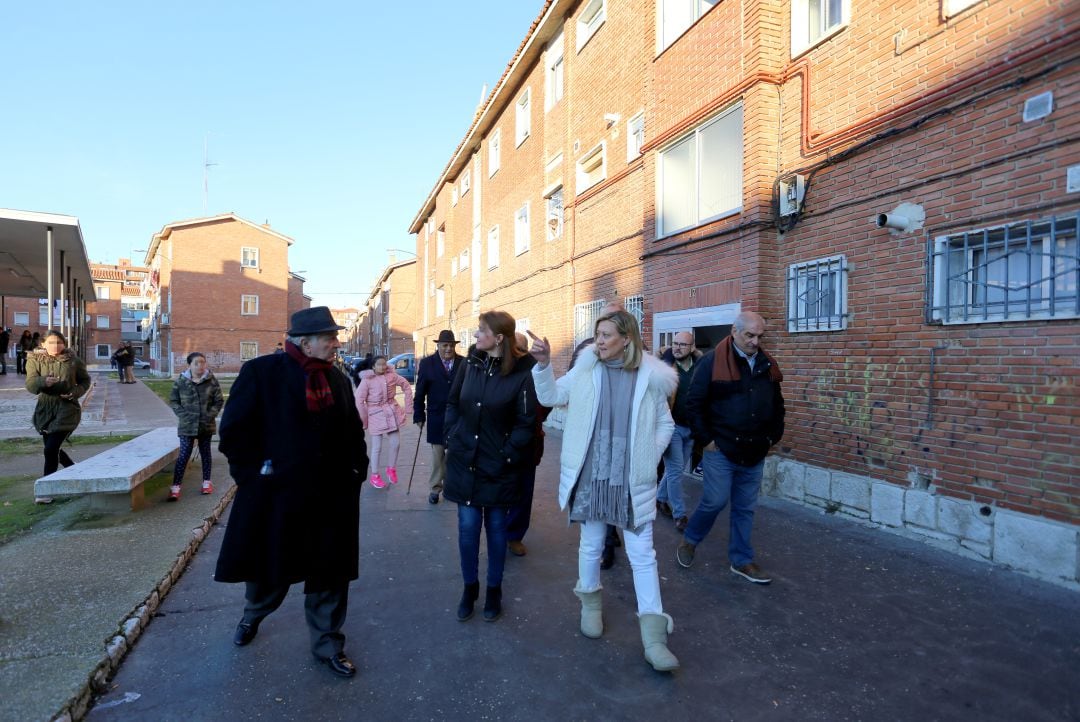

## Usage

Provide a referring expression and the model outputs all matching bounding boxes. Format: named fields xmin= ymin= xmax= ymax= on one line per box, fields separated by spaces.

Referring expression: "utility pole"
xmin=203 ymin=133 xmax=218 ymax=214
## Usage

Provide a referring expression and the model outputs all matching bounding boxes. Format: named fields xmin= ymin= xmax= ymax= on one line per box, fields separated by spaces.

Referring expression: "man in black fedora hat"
xmin=413 ymin=329 xmax=463 ymax=504
xmin=215 ymin=306 xmax=369 ymax=678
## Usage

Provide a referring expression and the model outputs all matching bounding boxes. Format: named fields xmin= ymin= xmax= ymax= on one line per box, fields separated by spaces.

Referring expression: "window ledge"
xmin=791 ymin=23 xmax=847 ymax=60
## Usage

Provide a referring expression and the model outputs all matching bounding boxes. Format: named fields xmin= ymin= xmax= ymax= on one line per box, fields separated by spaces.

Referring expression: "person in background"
xmin=504 ymin=331 xmax=551 ymax=557
xmin=444 ymin=310 xmax=537 ymax=623
xmin=25 ymin=330 xmax=91 ymax=504
xmin=354 ymin=354 xmax=413 ymax=488
xmin=529 ymin=310 xmax=680 ymax=672
xmin=656 ymin=331 xmax=702 ymax=532
xmin=413 ymin=329 xmax=463 ymax=504
xmin=16 ymin=330 xmax=33 ymax=375
xmin=168 ymin=352 xmax=225 ymax=501
xmin=0 ymin=327 xmax=10 ymax=375
xmin=215 ymin=306 xmax=368 ymax=679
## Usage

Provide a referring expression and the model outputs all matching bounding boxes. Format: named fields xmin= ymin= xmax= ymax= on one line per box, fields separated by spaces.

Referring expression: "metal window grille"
xmin=625 ymin=295 xmax=644 ymax=327
xmin=574 ymin=299 xmax=605 ymax=345
xmin=929 ymin=214 xmax=1079 ymax=324
xmin=787 ymin=255 xmax=848 ymax=332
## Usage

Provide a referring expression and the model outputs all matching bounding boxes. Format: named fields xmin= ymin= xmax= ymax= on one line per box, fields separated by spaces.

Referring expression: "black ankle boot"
xmin=483 ymin=585 xmax=502 ymax=622
xmin=457 ymin=582 xmax=480 ymax=621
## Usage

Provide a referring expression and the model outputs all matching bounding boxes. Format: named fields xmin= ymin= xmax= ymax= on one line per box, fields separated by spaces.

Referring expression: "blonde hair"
xmin=594 ymin=310 xmax=643 ymax=370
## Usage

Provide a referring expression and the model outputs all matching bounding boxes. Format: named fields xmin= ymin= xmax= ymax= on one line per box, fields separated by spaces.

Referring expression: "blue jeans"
xmin=657 ymin=424 xmax=692 ymax=519
xmin=457 ymin=504 xmax=509 ymax=587
xmin=683 ymin=450 xmax=764 ymax=567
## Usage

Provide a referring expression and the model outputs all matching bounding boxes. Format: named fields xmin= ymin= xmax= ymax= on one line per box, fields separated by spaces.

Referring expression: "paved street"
xmin=87 ymin=423 xmax=1080 ymax=721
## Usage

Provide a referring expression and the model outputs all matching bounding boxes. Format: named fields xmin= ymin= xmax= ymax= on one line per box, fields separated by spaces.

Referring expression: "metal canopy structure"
xmin=0 ymin=207 xmax=97 ymax=354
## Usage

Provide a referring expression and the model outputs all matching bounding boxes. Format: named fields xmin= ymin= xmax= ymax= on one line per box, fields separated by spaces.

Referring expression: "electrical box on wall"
xmin=778 ymin=174 xmax=806 ymax=217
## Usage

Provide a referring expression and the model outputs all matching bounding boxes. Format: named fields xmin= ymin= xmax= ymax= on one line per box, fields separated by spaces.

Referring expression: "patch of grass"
xmin=0 ymin=434 xmax=138 ymax=456
xmin=142 ymin=378 xmax=233 ymax=406
xmin=0 ymin=474 xmax=75 ymax=544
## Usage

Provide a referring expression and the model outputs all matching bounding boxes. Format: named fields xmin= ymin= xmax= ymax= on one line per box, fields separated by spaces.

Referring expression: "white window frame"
xmin=574 ymin=299 xmax=606 ymax=345
xmin=461 ymin=168 xmax=471 ymax=197
xmin=930 ymin=215 xmax=1079 ymax=324
xmin=577 ymin=0 xmax=607 ymax=52
xmin=515 ymin=203 xmax=531 ymax=256
xmin=625 ymin=294 xmax=645 ymax=327
xmin=451 ymin=185 xmax=458 ymax=206
xmin=241 ymin=247 xmax=260 ymax=269
xmin=515 ymin=88 xmax=531 ymax=147
xmin=546 ymin=186 xmax=564 ymax=241
xmin=657 ymin=102 xmax=743 ymax=238
xmin=545 ymin=29 xmax=565 ymax=111
xmin=658 ymin=0 xmax=719 ymax=53
xmin=437 ymin=228 xmax=445 ymax=258
xmin=96 ymin=315 xmax=110 ymax=329
xmin=943 ymin=0 xmax=979 ymax=17
xmin=240 ymin=341 xmax=259 ymax=362
xmin=488 ymin=226 xmax=501 ymax=270
xmin=95 ymin=344 xmax=111 ymax=359
xmin=460 ymin=247 xmax=471 ymax=271
xmin=787 ymin=255 xmax=848 ymax=332
xmin=489 ymin=129 xmax=501 ymax=177
xmin=13 ymin=311 xmax=29 ymax=326
xmin=241 ymin=294 xmax=260 ymax=316
xmin=436 ymin=286 xmax=446 ymax=317
xmin=791 ymin=0 xmax=850 ymax=57
xmin=576 ymin=142 xmax=607 ymax=195
xmin=627 ymin=111 xmax=645 ymax=162
xmin=95 ymin=285 xmax=110 ymax=300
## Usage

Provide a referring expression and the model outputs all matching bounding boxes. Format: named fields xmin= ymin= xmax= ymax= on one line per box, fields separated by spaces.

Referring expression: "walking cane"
xmin=406 ymin=422 xmax=425 ymax=495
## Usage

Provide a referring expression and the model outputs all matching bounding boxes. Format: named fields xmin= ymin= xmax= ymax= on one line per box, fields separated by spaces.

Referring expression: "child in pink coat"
xmin=354 ymin=356 xmax=414 ymax=488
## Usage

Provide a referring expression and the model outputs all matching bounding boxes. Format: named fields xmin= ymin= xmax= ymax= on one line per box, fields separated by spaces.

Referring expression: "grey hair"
xmin=733 ymin=311 xmax=765 ymax=332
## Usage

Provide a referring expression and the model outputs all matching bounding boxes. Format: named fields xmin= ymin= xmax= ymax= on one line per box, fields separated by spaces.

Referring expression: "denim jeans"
xmin=657 ymin=424 xmax=692 ymax=519
xmin=683 ymin=450 xmax=764 ymax=567
xmin=577 ymin=520 xmax=663 ymax=615
xmin=457 ymin=504 xmax=509 ymax=587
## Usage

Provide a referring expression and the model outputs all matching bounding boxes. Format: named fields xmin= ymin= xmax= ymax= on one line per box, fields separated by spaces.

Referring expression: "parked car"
xmin=387 ymin=353 xmax=416 ymax=383
xmin=132 ymin=357 xmax=151 ymax=369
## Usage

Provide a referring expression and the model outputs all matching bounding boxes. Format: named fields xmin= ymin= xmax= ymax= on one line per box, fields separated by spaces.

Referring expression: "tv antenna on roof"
xmin=203 ymin=132 xmax=218 ymax=214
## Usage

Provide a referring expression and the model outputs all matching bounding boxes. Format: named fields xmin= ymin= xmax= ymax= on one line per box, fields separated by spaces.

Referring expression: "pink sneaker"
xmin=386 ymin=467 xmax=398 ymax=484
xmin=201 ymin=480 xmax=214 ymax=495
xmin=370 ymin=473 xmax=386 ymax=489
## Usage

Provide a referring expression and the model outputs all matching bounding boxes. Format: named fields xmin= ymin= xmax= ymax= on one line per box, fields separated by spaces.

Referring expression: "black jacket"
xmin=660 ymin=347 xmax=703 ymax=427
xmin=413 ymin=351 xmax=463 ymax=444
xmin=686 ymin=346 xmax=785 ymax=467
xmin=215 ymin=352 xmax=368 ymax=593
xmin=443 ymin=347 xmax=537 ymax=507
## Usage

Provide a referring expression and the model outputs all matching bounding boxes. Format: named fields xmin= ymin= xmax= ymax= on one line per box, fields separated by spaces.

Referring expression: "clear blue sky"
xmin=0 ymin=1 xmax=542 ymax=308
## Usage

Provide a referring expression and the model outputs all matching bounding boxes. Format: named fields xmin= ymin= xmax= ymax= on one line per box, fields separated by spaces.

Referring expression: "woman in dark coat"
xmin=444 ymin=310 xmax=537 ymax=622
xmin=168 ymin=351 xmax=225 ymax=500
xmin=16 ymin=330 xmax=33 ymax=374
xmin=25 ymin=330 xmax=91 ymax=503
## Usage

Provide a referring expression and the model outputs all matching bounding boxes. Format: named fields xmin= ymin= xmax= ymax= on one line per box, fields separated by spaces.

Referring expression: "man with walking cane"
xmin=413 ymin=330 xmax=463 ymax=504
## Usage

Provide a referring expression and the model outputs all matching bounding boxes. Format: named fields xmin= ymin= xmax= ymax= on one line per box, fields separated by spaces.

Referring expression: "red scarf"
xmin=285 ymin=341 xmax=336 ymax=411
xmin=712 ymin=335 xmax=783 ymax=383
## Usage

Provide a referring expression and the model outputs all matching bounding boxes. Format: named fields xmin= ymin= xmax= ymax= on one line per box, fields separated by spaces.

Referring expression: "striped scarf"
xmin=285 ymin=341 xmax=335 ymax=412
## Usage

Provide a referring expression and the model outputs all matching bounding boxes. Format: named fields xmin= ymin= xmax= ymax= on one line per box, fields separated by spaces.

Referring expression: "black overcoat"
xmin=413 ymin=351 xmax=462 ymax=444
xmin=443 ymin=348 xmax=537 ymax=508
xmin=214 ymin=352 xmax=368 ymax=593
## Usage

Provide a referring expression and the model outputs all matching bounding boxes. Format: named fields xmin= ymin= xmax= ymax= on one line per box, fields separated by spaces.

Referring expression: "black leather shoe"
xmin=319 ymin=652 xmax=357 ymax=678
xmin=600 ymin=543 xmax=615 ymax=570
xmin=482 ymin=585 xmax=502 ymax=622
xmin=428 ymin=492 xmax=440 ymax=504
xmin=233 ymin=622 xmax=258 ymax=646
xmin=457 ymin=581 xmax=480 ymax=621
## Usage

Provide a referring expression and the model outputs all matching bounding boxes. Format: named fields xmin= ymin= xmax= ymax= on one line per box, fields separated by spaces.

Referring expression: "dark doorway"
xmin=693 ymin=324 xmax=730 ymax=350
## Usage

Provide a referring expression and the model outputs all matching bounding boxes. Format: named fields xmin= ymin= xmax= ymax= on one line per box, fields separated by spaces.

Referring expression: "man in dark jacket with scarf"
xmin=677 ymin=311 xmax=784 ymax=585
xmin=215 ymin=307 xmax=368 ymax=678
xmin=413 ymin=329 xmax=463 ymax=504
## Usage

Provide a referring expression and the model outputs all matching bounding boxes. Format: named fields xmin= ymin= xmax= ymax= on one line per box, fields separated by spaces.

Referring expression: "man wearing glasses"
xmin=656 ymin=331 xmax=701 ymax=531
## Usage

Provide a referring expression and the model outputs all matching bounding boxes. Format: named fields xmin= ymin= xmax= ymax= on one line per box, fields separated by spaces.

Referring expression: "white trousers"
xmin=577 ymin=519 xmax=663 ymax=615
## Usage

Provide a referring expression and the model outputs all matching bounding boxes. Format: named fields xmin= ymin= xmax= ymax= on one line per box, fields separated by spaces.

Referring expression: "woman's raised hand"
xmin=526 ymin=329 xmax=550 ymax=367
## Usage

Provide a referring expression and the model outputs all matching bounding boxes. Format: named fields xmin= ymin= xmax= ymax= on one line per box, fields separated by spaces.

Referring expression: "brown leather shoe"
xmin=730 ymin=562 xmax=772 ymax=584
xmin=508 ymin=540 xmax=527 ymax=557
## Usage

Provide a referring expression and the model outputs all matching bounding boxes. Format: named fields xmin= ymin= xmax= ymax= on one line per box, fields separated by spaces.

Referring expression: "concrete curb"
xmin=49 ymin=485 xmax=237 ymax=722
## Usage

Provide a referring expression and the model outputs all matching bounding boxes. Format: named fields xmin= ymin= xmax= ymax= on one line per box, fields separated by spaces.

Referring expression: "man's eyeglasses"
xmin=671 ymin=342 xmax=693 ymax=347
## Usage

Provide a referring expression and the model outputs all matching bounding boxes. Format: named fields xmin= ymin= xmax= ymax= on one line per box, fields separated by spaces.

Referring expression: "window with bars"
xmin=574 ymin=299 xmax=606 ymax=345
xmin=625 ymin=295 xmax=644 ymax=327
xmin=788 ymin=255 xmax=847 ymax=331
xmin=240 ymin=342 xmax=259 ymax=361
xmin=930 ymin=215 xmax=1079 ymax=324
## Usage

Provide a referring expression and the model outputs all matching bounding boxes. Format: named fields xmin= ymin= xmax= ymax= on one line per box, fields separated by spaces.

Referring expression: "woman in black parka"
xmin=444 ymin=310 xmax=537 ymax=622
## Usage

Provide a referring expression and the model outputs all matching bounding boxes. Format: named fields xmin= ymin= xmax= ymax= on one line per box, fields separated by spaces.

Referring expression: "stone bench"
xmin=34 ymin=427 xmax=180 ymax=512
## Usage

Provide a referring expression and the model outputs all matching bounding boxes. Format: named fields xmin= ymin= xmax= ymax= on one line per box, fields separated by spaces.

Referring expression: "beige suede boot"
xmin=573 ymin=587 xmax=603 ymax=639
xmin=639 ymin=612 xmax=680 ymax=672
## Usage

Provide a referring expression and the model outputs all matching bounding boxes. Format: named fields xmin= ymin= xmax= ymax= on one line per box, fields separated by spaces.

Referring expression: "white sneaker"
xmin=34 ymin=496 xmax=54 ymax=505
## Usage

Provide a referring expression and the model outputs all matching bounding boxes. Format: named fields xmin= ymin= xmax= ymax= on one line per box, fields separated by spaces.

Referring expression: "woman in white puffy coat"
xmin=528 ymin=310 xmax=680 ymax=672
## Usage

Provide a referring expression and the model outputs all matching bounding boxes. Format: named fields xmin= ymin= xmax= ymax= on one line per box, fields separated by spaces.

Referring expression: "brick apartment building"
xmin=84 ymin=260 xmax=151 ymax=367
xmin=288 ymin=271 xmax=312 ymax=321
xmin=353 ymin=259 xmax=418 ymax=358
xmin=143 ymin=213 xmax=302 ymax=374
xmin=410 ymin=0 xmax=1079 ymax=585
